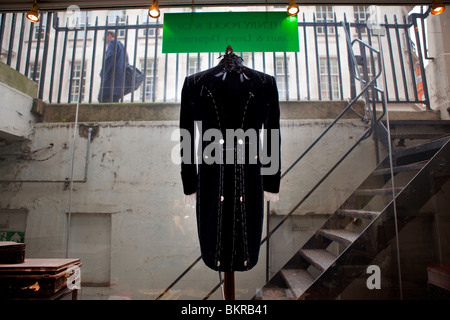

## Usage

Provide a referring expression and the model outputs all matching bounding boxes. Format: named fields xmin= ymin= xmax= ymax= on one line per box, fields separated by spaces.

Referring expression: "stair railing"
xmin=156 ymin=22 xmax=389 ymax=300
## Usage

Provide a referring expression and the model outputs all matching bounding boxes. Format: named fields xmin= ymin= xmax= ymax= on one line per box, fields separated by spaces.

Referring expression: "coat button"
xmin=220 ymin=196 xmax=224 ymax=201
xmin=240 ymin=196 xmax=243 ymax=202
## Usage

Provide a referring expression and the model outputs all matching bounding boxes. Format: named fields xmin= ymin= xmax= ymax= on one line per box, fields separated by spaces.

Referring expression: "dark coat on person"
xmin=99 ymin=39 xmax=128 ymax=102
xmin=180 ymin=59 xmax=281 ymax=272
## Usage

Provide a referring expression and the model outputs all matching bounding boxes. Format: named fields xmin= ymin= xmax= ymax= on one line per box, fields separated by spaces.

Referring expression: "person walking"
xmin=98 ymin=31 xmax=128 ymax=102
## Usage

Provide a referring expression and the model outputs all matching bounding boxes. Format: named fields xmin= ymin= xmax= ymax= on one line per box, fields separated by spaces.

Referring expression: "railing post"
xmin=6 ymin=13 xmax=16 ymax=66
xmin=345 ymin=16 xmax=357 ymax=100
xmin=57 ymin=21 xmax=67 ymax=103
xmin=411 ymin=15 xmax=431 ymax=110
xmin=88 ymin=17 xmax=99 ymax=103
xmin=266 ymin=200 xmax=270 ymax=283
xmin=39 ymin=12 xmax=52 ymax=100
xmin=152 ymin=19 xmax=159 ymax=102
xmin=0 ymin=13 xmax=5 ymax=58
xmin=32 ymin=17 xmax=42 ymax=82
xmin=15 ymin=13 xmax=26 ymax=72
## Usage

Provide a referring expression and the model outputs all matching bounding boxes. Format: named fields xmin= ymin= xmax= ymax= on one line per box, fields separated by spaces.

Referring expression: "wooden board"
xmin=0 ymin=258 xmax=82 ymax=273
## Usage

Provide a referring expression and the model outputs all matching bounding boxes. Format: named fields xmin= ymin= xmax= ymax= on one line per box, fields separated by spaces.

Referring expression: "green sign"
xmin=0 ymin=231 xmax=25 ymax=243
xmin=162 ymin=12 xmax=299 ymax=53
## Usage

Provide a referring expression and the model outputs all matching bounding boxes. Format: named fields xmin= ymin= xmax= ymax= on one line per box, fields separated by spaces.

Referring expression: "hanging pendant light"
xmin=431 ymin=0 xmax=446 ymax=15
xmin=287 ymin=0 xmax=299 ymax=16
xmin=27 ymin=0 xmax=40 ymax=23
xmin=148 ymin=0 xmax=161 ymax=19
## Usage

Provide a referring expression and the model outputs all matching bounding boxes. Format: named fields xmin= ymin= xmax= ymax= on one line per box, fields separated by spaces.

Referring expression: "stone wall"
xmin=0 ymin=111 xmax=378 ymax=299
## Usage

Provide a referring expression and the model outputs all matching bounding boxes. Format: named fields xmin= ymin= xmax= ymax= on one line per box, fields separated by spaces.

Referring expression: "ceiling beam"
xmin=0 ymin=0 xmax=449 ymax=12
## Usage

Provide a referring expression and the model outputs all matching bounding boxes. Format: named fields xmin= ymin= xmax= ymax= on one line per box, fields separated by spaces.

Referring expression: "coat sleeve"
xmin=101 ymin=41 xmax=114 ymax=79
xmin=180 ymin=77 xmax=198 ymax=195
xmin=262 ymin=75 xmax=281 ymax=193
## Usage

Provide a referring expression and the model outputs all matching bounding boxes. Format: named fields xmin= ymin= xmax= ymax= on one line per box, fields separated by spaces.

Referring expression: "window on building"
xmin=33 ymin=16 xmax=46 ymax=40
xmin=275 ymin=57 xmax=288 ymax=99
xmin=77 ymin=11 xmax=93 ymax=38
xmin=28 ymin=62 xmax=41 ymax=84
xmin=68 ymin=11 xmax=93 ymax=40
xmin=70 ymin=61 xmax=86 ymax=103
xmin=358 ymin=58 xmax=378 ymax=98
xmin=354 ymin=6 xmax=370 ymax=34
xmin=357 ymin=59 xmax=376 ymax=81
xmin=319 ymin=57 xmax=340 ymax=100
xmin=188 ymin=57 xmax=200 ymax=76
xmin=108 ymin=10 xmax=126 ymax=38
xmin=142 ymin=21 xmax=157 ymax=37
xmin=142 ymin=59 xmax=157 ymax=101
xmin=316 ymin=6 xmax=334 ymax=34
xmin=242 ymin=53 xmax=251 ymax=68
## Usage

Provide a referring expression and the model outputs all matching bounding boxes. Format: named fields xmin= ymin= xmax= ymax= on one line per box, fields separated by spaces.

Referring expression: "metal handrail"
xmin=157 ymin=23 xmax=388 ymax=301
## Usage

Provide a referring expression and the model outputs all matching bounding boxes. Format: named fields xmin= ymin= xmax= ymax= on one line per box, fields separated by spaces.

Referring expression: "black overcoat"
xmin=180 ymin=60 xmax=281 ymax=272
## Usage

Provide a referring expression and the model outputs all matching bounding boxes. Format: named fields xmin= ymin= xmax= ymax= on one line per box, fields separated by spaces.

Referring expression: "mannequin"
xmin=180 ymin=46 xmax=281 ymax=299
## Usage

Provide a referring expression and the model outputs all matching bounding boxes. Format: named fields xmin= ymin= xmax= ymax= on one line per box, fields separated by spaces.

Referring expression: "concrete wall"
xmin=0 ymin=62 xmax=37 ymax=141
xmin=426 ymin=9 xmax=450 ymax=119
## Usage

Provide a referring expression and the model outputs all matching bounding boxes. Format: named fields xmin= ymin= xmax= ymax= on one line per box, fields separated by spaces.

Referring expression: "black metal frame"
xmin=0 ymin=7 xmax=435 ymax=300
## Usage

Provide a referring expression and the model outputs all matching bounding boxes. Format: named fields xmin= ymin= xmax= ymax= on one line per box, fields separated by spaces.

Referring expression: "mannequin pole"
xmin=223 ymin=272 xmax=235 ymax=300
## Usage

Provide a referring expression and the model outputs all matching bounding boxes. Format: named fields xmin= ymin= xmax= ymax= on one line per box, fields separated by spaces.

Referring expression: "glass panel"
xmin=0 ymin=4 xmax=448 ymax=302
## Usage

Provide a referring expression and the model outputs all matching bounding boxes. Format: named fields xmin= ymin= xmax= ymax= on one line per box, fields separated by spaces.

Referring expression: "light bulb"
xmin=148 ymin=0 xmax=160 ymax=19
xmin=27 ymin=1 xmax=40 ymax=23
xmin=287 ymin=1 xmax=299 ymax=17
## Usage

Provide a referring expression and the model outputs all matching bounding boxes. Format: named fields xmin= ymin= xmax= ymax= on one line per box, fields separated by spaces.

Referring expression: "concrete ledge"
xmin=38 ymin=100 xmax=369 ymax=123
xmin=41 ymin=102 xmax=181 ymax=123
xmin=38 ymin=99 xmax=441 ymax=123
xmin=280 ymin=100 xmax=367 ymax=119
xmin=380 ymin=109 xmax=441 ymax=121
xmin=0 ymin=61 xmax=38 ymax=98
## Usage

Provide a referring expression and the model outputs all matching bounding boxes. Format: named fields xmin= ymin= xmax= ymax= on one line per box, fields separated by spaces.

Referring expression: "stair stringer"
xmin=299 ymin=137 xmax=450 ymax=300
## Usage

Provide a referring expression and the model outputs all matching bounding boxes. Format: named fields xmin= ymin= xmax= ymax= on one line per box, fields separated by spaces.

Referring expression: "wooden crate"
xmin=427 ymin=264 xmax=450 ymax=292
xmin=0 ymin=241 xmax=25 ymax=264
xmin=0 ymin=258 xmax=82 ymax=299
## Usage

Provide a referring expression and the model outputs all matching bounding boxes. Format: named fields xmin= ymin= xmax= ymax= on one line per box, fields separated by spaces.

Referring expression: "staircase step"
xmin=373 ymin=160 xmax=428 ymax=176
xmin=390 ymin=133 xmax=446 ymax=140
xmin=280 ymin=269 xmax=315 ymax=299
xmin=392 ymin=135 xmax=450 ymax=158
xmin=318 ymin=229 xmax=359 ymax=245
xmin=336 ymin=209 xmax=380 ymax=220
xmin=299 ymin=249 xmax=336 ymax=271
xmin=254 ymin=287 xmax=295 ymax=300
xmin=354 ymin=187 xmax=403 ymax=196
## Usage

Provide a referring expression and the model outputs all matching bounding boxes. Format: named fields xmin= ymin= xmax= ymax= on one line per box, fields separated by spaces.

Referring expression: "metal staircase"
xmin=255 ymin=134 xmax=450 ymax=300
xmin=252 ymin=21 xmax=450 ymax=300
xmin=157 ymin=20 xmax=450 ymax=300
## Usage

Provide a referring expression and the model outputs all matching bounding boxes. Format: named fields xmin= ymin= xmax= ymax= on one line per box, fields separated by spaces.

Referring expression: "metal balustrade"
xmin=0 ymin=9 xmax=430 ymax=109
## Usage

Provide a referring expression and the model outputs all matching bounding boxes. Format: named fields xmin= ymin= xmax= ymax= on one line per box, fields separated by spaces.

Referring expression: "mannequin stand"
xmin=224 ymin=272 xmax=235 ymax=300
